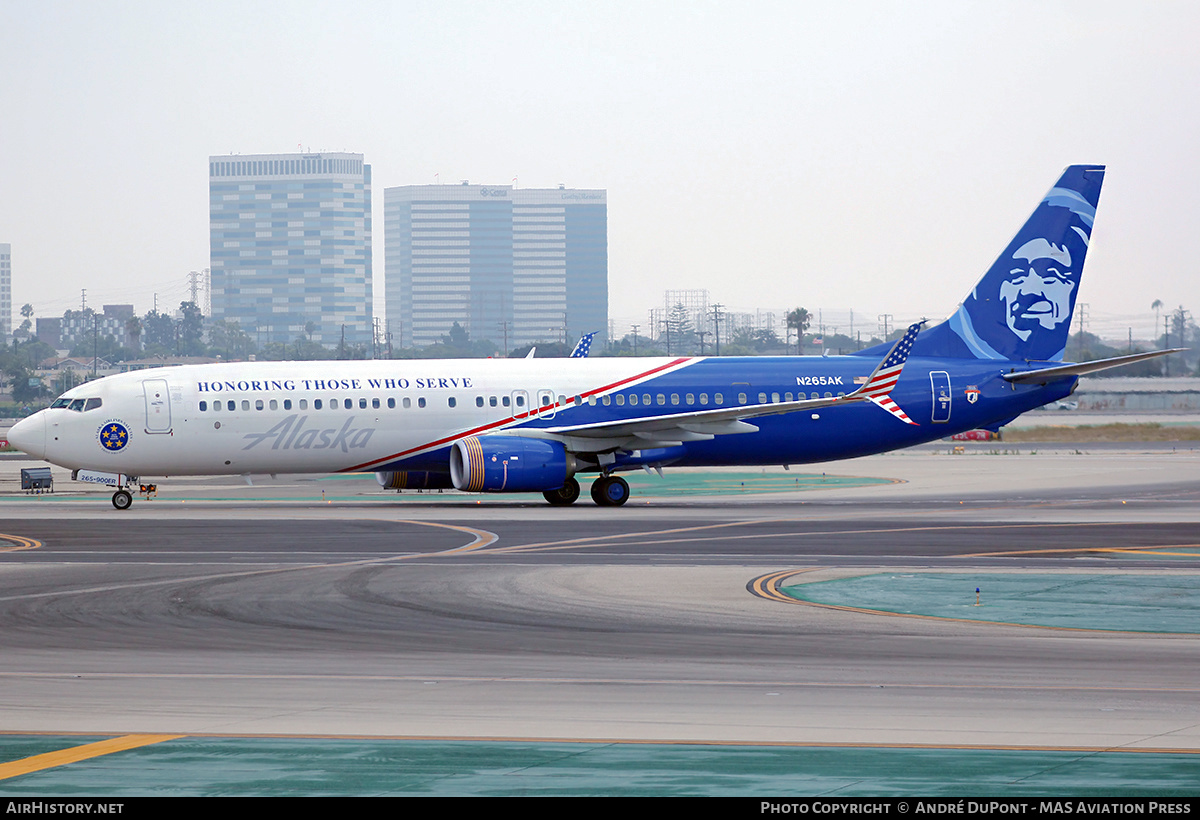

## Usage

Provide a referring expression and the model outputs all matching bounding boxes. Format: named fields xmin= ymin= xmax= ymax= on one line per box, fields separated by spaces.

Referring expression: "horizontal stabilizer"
xmin=1002 ymin=348 xmax=1185 ymax=383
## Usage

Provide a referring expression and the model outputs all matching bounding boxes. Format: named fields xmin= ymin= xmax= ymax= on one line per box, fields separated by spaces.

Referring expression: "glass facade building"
xmin=0 ymin=244 xmax=10 ymax=343
xmin=209 ymin=153 xmax=372 ymax=347
xmin=384 ymin=184 xmax=606 ymax=351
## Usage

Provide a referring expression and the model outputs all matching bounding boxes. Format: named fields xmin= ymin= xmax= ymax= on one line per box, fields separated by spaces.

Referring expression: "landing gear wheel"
xmin=591 ymin=475 xmax=630 ymax=507
xmin=112 ymin=490 xmax=133 ymax=510
xmin=543 ymin=476 xmax=580 ymax=506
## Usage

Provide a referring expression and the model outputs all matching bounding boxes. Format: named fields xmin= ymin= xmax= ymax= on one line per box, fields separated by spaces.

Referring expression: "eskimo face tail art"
xmin=937 ymin=165 xmax=1104 ymax=362
xmin=7 ymin=164 xmax=1182 ymax=510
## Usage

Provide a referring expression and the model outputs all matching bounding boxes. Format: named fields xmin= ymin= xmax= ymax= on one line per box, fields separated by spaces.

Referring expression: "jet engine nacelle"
xmin=375 ymin=470 xmax=454 ymax=490
xmin=450 ymin=435 xmax=573 ymax=493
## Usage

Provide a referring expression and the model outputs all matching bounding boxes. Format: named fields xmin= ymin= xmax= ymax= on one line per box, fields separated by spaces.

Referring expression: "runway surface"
xmin=0 ymin=448 xmax=1197 ymax=793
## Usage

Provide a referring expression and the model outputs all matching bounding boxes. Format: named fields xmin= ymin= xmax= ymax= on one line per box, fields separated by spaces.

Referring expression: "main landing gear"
xmin=542 ymin=476 xmax=581 ymax=506
xmin=590 ymin=475 xmax=630 ymax=507
xmin=542 ymin=475 xmax=631 ymax=506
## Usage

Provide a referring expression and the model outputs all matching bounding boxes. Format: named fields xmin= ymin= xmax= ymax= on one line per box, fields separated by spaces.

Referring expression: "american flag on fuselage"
xmin=857 ymin=322 xmax=923 ymax=425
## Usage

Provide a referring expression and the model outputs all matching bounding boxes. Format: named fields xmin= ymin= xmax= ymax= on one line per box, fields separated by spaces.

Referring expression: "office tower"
xmin=209 ymin=152 xmax=372 ymax=348
xmin=384 ymin=184 xmax=606 ymax=351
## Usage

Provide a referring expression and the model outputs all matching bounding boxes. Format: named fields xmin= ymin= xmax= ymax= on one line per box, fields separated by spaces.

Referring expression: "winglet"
xmin=570 ymin=332 xmax=598 ymax=358
xmin=853 ymin=321 xmax=923 ymax=425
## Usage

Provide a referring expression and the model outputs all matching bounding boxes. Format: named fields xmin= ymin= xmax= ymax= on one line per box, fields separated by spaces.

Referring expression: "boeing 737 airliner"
xmin=8 ymin=165 xmax=1178 ymax=509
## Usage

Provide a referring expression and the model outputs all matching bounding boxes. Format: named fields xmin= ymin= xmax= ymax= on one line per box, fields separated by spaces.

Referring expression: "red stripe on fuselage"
xmin=339 ymin=357 xmax=695 ymax=473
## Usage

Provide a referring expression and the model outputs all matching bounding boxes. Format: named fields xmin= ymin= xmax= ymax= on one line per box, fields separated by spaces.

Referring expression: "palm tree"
xmin=786 ymin=308 xmax=810 ymax=355
xmin=15 ymin=303 xmax=33 ymax=340
xmin=125 ymin=315 xmax=142 ymax=352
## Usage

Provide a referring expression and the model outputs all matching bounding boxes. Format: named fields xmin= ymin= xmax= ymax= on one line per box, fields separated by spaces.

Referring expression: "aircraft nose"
xmin=8 ymin=412 xmax=46 ymax=459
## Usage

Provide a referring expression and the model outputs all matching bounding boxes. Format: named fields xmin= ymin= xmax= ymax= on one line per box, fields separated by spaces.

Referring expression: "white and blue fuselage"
xmin=12 ymin=351 xmax=1069 ymax=475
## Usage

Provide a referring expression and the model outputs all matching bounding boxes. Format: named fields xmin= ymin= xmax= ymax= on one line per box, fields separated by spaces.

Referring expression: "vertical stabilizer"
xmin=887 ymin=165 xmax=1105 ymax=362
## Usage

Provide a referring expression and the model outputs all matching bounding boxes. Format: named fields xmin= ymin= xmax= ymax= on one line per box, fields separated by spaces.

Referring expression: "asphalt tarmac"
xmin=0 ymin=447 xmax=1197 ymax=793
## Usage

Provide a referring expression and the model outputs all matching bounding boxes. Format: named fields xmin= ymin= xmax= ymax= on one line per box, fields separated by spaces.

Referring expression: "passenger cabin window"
xmin=448 ymin=397 xmax=457 ymax=408
xmin=227 ymin=400 xmax=235 ymax=411
xmin=199 ymin=401 xmax=207 ymax=411
xmin=418 ymin=397 xmax=426 ymax=408
xmin=387 ymin=398 xmax=395 ymax=409
xmin=314 ymin=399 xmax=323 ymax=409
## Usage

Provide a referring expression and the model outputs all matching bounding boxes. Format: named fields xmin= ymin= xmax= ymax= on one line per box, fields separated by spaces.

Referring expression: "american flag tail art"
xmin=853 ymin=321 xmax=924 ymax=425
xmin=570 ymin=332 xmax=598 ymax=358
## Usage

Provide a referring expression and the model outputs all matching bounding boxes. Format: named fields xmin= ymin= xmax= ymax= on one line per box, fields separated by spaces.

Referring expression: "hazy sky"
xmin=3 ymin=1 xmax=1197 ymax=341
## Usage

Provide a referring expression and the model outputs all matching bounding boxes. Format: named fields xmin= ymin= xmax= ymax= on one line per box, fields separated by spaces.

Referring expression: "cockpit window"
xmin=84 ymin=398 xmax=102 ymax=411
xmin=51 ymin=398 xmax=71 ymax=409
xmin=68 ymin=399 xmax=85 ymax=412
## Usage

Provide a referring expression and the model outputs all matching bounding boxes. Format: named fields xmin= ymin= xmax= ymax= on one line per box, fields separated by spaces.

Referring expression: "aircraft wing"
xmin=520 ymin=322 xmax=924 ymax=451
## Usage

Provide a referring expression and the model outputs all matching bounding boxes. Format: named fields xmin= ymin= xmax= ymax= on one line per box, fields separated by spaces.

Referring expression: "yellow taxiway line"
xmin=0 ymin=734 xmax=183 ymax=781
xmin=0 ymin=533 xmax=41 ymax=552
